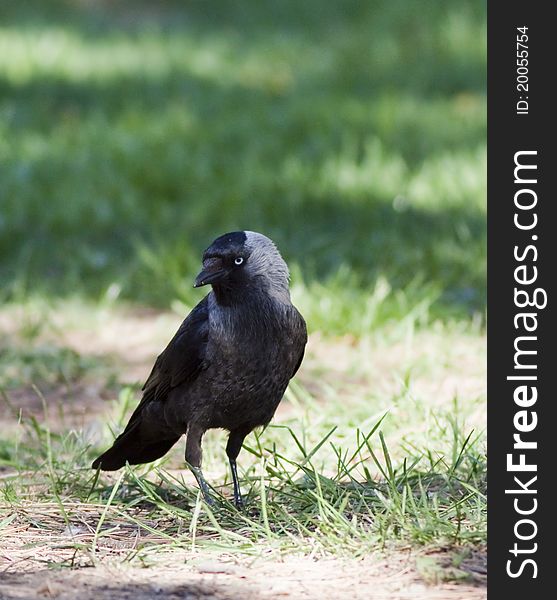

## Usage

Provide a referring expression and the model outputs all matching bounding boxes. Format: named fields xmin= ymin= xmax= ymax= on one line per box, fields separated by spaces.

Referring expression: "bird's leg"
xmin=229 ymin=459 xmax=242 ymax=508
xmin=226 ymin=427 xmax=251 ymax=509
xmin=185 ymin=423 xmax=214 ymax=505
xmin=191 ymin=466 xmax=214 ymax=506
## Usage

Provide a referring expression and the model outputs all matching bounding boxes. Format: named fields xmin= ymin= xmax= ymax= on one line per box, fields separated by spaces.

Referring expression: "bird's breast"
xmin=197 ymin=325 xmax=294 ymax=428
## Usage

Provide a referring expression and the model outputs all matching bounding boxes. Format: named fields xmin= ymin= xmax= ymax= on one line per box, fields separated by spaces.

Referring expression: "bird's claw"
xmin=202 ymin=491 xmax=216 ymax=506
xmin=233 ymin=492 xmax=244 ymax=510
xmin=229 ymin=459 xmax=245 ymax=509
xmin=191 ymin=466 xmax=216 ymax=506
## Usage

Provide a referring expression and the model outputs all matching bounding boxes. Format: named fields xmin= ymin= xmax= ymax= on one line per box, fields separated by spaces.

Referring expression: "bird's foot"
xmin=229 ymin=459 xmax=245 ymax=509
xmin=233 ymin=490 xmax=244 ymax=510
xmin=202 ymin=490 xmax=216 ymax=506
xmin=191 ymin=466 xmax=215 ymax=506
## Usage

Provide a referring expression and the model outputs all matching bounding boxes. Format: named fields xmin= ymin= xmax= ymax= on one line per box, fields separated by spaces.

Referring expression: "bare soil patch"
xmin=0 ymin=552 xmax=486 ymax=600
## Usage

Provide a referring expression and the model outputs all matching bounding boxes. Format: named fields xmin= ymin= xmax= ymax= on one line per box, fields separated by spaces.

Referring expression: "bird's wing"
xmin=92 ymin=296 xmax=210 ymax=471
xmin=134 ymin=295 xmax=210 ymax=416
xmin=289 ymin=306 xmax=308 ymax=379
xmin=291 ymin=345 xmax=306 ymax=379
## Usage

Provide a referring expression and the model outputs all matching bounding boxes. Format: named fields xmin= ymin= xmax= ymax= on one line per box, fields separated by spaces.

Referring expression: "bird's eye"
xmin=234 ymin=257 xmax=244 ymax=266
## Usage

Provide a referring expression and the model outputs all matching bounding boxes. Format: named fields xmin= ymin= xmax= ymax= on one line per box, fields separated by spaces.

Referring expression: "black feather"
xmin=92 ymin=231 xmax=307 ymax=508
xmin=92 ymin=297 xmax=209 ymax=470
xmin=92 ymin=422 xmax=180 ymax=471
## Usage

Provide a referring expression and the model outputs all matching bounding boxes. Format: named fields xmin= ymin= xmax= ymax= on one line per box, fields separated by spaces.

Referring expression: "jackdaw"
xmin=92 ymin=231 xmax=307 ymax=507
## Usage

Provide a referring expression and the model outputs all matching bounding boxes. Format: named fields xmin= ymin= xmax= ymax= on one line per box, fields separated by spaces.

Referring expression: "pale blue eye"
xmin=234 ymin=257 xmax=244 ymax=265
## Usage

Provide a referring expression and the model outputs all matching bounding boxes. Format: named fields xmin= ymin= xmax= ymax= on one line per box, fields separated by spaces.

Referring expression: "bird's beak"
xmin=194 ymin=257 xmax=228 ymax=288
xmin=194 ymin=269 xmax=227 ymax=288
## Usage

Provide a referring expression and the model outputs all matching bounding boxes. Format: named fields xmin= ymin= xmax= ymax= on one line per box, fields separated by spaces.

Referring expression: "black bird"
xmin=92 ymin=231 xmax=307 ymax=507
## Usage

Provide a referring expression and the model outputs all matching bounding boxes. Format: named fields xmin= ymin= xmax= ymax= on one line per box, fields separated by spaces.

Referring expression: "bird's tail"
xmin=92 ymin=422 xmax=181 ymax=471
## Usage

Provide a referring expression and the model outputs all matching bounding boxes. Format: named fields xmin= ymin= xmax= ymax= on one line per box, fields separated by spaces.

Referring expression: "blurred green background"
xmin=0 ymin=0 xmax=486 ymax=334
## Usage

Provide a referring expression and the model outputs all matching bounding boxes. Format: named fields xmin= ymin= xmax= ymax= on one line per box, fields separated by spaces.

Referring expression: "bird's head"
xmin=194 ymin=231 xmax=290 ymax=300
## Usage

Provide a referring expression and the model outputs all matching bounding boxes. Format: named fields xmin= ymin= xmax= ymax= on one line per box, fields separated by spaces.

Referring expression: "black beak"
xmin=194 ymin=267 xmax=227 ymax=288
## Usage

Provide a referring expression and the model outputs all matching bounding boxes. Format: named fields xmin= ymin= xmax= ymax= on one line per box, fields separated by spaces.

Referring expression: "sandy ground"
xmin=0 ymin=553 xmax=486 ymax=600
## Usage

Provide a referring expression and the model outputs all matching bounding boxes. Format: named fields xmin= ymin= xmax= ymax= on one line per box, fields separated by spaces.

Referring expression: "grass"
xmin=1 ymin=370 xmax=485 ymax=563
xmin=1 ymin=303 xmax=486 ymax=573
xmin=0 ymin=0 xmax=486 ymax=590
xmin=0 ymin=0 xmax=486 ymax=333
